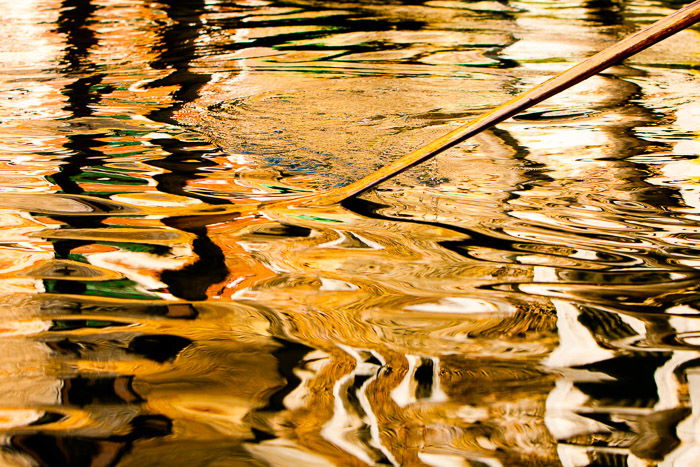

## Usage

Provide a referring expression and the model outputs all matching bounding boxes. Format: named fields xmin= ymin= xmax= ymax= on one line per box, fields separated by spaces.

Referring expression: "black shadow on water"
xmin=143 ymin=0 xmax=233 ymax=300
xmin=145 ymin=0 xmax=210 ymax=126
xmin=11 ymin=415 xmax=172 ymax=467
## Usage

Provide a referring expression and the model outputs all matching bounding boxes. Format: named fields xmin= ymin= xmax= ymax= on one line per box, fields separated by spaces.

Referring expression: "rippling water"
xmin=1 ymin=0 xmax=700 ymax=465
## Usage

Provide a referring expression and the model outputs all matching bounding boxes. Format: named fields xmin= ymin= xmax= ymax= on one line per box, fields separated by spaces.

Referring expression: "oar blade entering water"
xmin=128 ymin=0 xmax=700 ymax=224
xmin=295 ymin=0 xmax=700 ymax=207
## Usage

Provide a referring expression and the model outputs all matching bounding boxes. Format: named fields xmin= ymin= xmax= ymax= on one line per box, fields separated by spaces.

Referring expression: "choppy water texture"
xmin=1 ymin=0 xmax=700 ymax=465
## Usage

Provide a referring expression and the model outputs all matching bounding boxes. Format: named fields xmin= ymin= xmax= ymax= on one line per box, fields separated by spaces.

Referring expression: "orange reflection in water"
xmin=0 ymin=0 xmax=699 ymax=465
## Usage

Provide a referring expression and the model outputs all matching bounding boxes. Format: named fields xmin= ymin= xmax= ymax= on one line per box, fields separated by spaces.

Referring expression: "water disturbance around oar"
xmin=282 ymin=0 xmax=700 ymax=207
xmin=167 ymin=0 xmax=700 ymax=228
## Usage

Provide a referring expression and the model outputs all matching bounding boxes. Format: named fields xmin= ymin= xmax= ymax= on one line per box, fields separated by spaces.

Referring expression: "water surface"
xmin=1 ymin=0 xmax=700 ymax=465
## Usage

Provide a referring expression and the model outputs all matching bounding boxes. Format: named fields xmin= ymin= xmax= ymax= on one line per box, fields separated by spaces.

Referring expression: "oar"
xmin=292 ymin=0 xmax=700 ymax=207
xmin=168 ymin=1 xmax=700 ymax=230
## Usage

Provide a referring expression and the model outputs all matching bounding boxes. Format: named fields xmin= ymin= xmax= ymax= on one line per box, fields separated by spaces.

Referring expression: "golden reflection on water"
xmin=0 ymin=0 xmax=700 ymax=465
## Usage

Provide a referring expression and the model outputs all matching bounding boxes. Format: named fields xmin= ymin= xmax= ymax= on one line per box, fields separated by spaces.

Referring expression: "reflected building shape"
xmin=495 ymin=1 xmax=700 ymax=465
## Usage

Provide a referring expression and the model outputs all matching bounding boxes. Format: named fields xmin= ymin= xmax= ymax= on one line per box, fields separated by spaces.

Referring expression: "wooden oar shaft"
xmin=305 ymin=0 xmax=700 ymax=206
